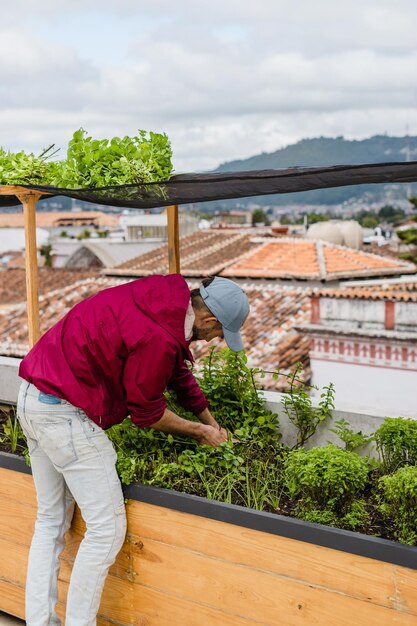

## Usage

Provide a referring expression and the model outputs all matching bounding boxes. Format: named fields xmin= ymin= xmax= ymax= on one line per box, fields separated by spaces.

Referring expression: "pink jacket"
xmin=19 ymin=274 xmax=208 ymax=428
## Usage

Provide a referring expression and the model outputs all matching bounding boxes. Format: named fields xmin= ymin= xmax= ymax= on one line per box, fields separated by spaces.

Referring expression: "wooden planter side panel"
xmin=1 ymin=467 xmax=417 ymax=625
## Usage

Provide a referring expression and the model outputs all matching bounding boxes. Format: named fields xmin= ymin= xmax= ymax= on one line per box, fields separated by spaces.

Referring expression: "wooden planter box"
xmin=1 ymin=451 xmax=417 ymax=625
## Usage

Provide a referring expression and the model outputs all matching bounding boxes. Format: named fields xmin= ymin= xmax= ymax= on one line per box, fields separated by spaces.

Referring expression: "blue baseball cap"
xmin=199 ymin=277 xmax=250 ymax=352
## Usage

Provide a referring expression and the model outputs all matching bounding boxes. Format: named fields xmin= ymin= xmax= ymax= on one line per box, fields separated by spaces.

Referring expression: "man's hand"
xmin=195 ymin=424 xmax=228 ymax=447
xmin=151 ymin=408 xmax=227 ymax=448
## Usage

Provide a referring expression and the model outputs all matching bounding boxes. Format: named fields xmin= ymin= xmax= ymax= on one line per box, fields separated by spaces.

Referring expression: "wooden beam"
xmin=16 ymin=191 xmax=43 ymax=347
xmin=0 ymin=185 xmax=51 ymax=196
xmin=167 ymin=204 xmax=180 ymax=274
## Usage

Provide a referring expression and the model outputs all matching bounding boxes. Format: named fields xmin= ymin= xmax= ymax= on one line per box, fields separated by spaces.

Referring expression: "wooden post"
xmin=16 ymin=191 xmax=43 ymax=347
xmin=167 ymin=204 xmax=180 ymax=274
xmin=0 ymin=186 xmax=50 ymax=350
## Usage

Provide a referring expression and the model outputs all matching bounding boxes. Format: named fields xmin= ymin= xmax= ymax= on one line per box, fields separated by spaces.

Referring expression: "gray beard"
xmin=191 ymin=323 xmax=214 ymax=342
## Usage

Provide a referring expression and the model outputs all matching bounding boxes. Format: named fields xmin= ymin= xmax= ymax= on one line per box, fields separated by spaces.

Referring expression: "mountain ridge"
xmin=212 ymin=135 xmax=417 ymax=206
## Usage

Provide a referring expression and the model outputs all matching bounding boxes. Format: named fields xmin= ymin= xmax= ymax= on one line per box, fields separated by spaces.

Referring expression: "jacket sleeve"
xmin=122 ymin=333 xmax=179 ymax=428
xmin=167 ymin=360 xmax=209 ymax=416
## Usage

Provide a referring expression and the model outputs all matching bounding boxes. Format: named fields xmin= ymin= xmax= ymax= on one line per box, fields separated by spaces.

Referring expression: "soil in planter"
xmin=263 ymin=491 xmax=399 ymax=544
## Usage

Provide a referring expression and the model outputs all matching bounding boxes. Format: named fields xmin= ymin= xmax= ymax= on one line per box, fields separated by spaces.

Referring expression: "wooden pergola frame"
xmin=0 ymin=186 xmax=180 ymax=348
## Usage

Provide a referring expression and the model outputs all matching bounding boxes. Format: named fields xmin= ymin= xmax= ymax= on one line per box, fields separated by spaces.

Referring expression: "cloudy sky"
xmin=1 ymin=0 xmax=417 ymax=171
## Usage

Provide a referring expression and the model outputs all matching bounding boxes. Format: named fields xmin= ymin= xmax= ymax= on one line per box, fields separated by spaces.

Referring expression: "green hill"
xmin=212 ymin=135 xmax=417 ymax=207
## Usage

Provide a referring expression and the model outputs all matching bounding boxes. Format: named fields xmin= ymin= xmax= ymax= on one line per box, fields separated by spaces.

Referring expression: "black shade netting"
xmin=1 ymin=161 xmax=417 ymax=209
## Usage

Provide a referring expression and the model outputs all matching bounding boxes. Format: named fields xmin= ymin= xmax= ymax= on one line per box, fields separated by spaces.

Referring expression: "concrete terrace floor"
xmin=0 ymin=613 xmax=24 ymax=625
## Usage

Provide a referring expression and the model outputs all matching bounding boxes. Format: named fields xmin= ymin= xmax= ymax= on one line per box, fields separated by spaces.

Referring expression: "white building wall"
xmin=396 ymin=302 xmax=417 ymax=331
xmin=320 ymin=298 xmax=385 ymax=331
xmin=311 ymin=357 xmax=417 ymax=418
xmin=0 ymin=227 xmax=49 ymax=254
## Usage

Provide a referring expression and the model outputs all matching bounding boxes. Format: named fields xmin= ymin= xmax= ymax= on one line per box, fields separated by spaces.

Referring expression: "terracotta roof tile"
xmin=221 ymin=238 xmax=415 ymax=281
xmin=106 ymin=232 xmax=414 ymax=282
xmin=315 ymin=279 xmax=417 ymax=302
xmin=0 ymin=250 xmax=26 ymax=269
xmin=0 ymin=268 xmax=101 ymax=305
xmin=107 ymin=230 xmax=259 ymax=277
xmin=222 ymin=240 xmax=319 ymax=279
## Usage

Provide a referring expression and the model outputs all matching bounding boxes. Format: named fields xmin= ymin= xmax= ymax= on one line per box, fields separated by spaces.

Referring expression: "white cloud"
xmin=1 ymin=1 xmax=417 ymax=171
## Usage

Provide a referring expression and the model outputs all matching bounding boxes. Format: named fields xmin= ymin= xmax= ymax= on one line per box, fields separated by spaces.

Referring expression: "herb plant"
xmin=375 ymin=417 xmax=417 ymax=473
xmin=330 ymin=418 xmax=374 ymax=452
xmin=0 ymin=129 xmax=173 ymax=188
xmin=50 ymin=129 xmax=173 ymax=188
xmin=281 ymin=363 xmax=335 ymax=447
xmin=107 ymin=349 xmax=284 ymax=510
xmin=284 ymin=444 xmax=369 ymax=530
xmin=0 ymin=145 xmax=58 ymax=185
xmin=379 ymin=466 xmax=417 ymax=544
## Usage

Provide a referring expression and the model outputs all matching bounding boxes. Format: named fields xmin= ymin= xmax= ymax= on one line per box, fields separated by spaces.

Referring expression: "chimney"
xmin=384 ymin=301 xmax=395 ymax=330
xmin=311 ymin=296 xmax=321 ymax=324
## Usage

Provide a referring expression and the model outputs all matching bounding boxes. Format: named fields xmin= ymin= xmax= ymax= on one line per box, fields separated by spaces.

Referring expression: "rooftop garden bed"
xmin=2 ymin=353 xmax=417 ymax=623
xmin=2 ymin=349 xmax=417 ymax=548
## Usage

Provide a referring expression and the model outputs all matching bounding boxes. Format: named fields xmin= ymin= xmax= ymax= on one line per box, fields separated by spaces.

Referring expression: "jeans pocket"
xmin=31 ymin=417 xmax=78 ymax=469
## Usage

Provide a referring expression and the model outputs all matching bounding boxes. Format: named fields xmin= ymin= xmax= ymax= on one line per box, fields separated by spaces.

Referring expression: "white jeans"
xmin=17 ymin=381 xmax=127 ymax=626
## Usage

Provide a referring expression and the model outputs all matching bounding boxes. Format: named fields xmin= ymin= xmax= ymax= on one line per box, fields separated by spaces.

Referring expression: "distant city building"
xmin=0 ymin=212 xmax=119 ymax=253
xmin=0 ymin=211 xmax=118 ymax=230
xmin=302 ymin=279 xmax=417 ymax=417
xmin=120 ymin=212 xmax=199 ymax=241
xmin=0 ymin=227 xmax=49 ymax=254
xmin=211 ymin=211 xmax=252 ymax=227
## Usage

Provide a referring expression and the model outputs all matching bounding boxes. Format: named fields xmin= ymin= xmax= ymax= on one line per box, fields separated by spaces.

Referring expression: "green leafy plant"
xmin=39 ymin=244 xmax=53 ymax=267
xmin=375 ymin=417 xmax=417 ymax=473
xmin=379 ymin=466 xmax=417 ymax=544
xmin=281 ymin=363 xmax=335 ymax=447
xmin=107 ymin=348 xmax=284 ymax=514
xmin=77 ymin=229 xmax=91 ymax=240
xmin=0 ymin=145 xmax=58 ymax=185
xmin=284 ymin=444 xmax=369 ymax=528
xmin=0 ymin=128 xmax=173 ymax=188
xmin=49 ymin=128 xmax=173 ymax=188
xmin=0 ymin=409 xmax=27 ymax=454
xmin=198 ymin=348 xmax=281 ymax=444
xmin=330 ymin=418 xmax=373 ymax=452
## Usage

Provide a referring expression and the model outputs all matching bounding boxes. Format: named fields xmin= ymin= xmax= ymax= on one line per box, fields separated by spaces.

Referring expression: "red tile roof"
xmin=222 ymin=238 xmax=415 ymax=281
xmin=0 ymin=278 xmax=312 ymax=391
xmin=315 ymin=279 xmax=417 ymax=302
xmin=108 ymin=230 xmax=259 ymax=277
xmin=0 ymin=268 xmax=100 ymax=305
xmin=0 ymin=250 xmax=26 ymax=269
xmin=221 ymin=240 xmax=320 ymax=279
xmin=107 ymin=232 xmax=415 ymax=282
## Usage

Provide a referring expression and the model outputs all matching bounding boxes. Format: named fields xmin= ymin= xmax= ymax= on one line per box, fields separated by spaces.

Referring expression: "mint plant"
xmin=281 ymin=363 xmax=335 ymax=447
xmin=198 ymin=348 xmax=281 ymax=444
xmin=284 ymin=444 xmax=369 ymax=529
xmin=375 ymin=417 xmax=417 ymax=473
xmin=330 ymin=418 xmax=374 ymax=452
xmin=379 ymin=466 xmax=417 ymax=544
